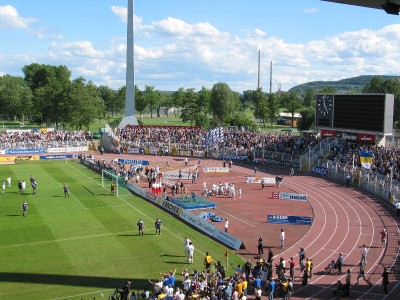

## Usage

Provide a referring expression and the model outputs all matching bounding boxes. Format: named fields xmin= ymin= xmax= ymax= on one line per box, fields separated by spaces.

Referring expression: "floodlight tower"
xmin=119 ymin=0 xmax=138 ymax=128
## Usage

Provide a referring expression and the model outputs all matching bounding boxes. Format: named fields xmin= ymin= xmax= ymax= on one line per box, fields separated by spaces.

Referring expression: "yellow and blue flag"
xmin=359 ymin=151 xmax=373 ymax=169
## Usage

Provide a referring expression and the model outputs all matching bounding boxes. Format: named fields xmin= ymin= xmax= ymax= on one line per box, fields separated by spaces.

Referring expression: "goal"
xmin=102 ymin=169 xmax=121 ymax=196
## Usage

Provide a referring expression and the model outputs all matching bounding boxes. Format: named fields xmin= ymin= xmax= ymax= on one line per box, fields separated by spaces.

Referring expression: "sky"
xmin=1 ymin=0 xmax=400 ymax=93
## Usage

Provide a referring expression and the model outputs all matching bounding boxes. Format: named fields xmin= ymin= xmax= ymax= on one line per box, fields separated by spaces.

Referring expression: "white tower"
xmin=119 ymin=0 xmax=138 ymax=128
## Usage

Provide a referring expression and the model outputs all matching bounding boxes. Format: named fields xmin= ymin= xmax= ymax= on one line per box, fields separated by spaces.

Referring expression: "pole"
xmin=257 ymin=50 xmax=261 ymax=90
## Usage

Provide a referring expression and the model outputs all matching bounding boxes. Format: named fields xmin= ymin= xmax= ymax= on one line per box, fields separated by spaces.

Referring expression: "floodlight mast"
xmin=119 ymin=0 xmax=138 ymax=128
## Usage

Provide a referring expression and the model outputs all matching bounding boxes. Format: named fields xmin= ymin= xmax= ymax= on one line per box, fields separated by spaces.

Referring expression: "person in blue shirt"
xmin=267 ymin=278 xmax=275 ymax=300
xmin=159 ymin=269 xmax=176 ymax=287
xmin=254 ymin=275 xmax=262 ymax=290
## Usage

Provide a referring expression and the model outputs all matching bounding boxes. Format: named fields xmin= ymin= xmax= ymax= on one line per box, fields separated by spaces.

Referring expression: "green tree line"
xmin=1 ymin=63 xmax=399 ymax=130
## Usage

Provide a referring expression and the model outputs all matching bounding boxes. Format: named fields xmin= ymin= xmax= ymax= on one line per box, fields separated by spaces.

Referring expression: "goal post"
xmin=102 ymin=169 xmax=119 ymax=196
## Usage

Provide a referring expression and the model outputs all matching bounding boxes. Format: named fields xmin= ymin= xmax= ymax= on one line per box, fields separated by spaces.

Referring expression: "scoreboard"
xmin=316 ymin=94 xmax=394 ymax=134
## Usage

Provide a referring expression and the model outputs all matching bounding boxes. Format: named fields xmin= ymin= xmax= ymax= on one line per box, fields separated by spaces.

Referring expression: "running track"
xmin=103 ymin=154 xmax=400 ymax=299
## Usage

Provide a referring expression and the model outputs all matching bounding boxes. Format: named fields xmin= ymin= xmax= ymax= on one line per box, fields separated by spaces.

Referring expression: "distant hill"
xmin=288 ymin=75 xmax=400 ymax=94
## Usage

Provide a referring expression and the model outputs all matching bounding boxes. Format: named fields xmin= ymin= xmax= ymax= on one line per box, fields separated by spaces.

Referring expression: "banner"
xmin=246 ymin=177 xmax=275 ymax=184
xmin=320 ymin=129 xmax=336 ymax=139
xmin=6 ymin=148 xmax=45 ymax=154
xmin=179 ymin=150 xmax=191 ymax=157
xmin=268 ymin=214 xmax=313 ymax=225
xmin=218 ymin=154 xmax=247 ymax=160
xmin=117 ymin=158 xmax=149 ymax=165
xmin=359 ymin=151 xmax=374 ymax=169
xmin=203 ymin=167 xmax=229 ymax=173
xmin=127 ymin=147 xmax=140 ymax=154
xmin=311 ymin=166 xmax=328 ymax=176
xmin=0 ymin=156 xmax=17 ymax=163
xmin=47 ymin=146 xmax=88 ymax=153
xmin=40 ymin=154 xmax=73 ymax=160
xmin=358 ymin=133 xmax=376 ymax=144
xmin=159 ymin=198 xmax=182 ymax=216
xmin=15 ymin=155 xmax=39 ymax=161
xmin=279 ymin=192 xmax=308 ymax=201
xmin=179 ymin=210 xmax=243 ymax=250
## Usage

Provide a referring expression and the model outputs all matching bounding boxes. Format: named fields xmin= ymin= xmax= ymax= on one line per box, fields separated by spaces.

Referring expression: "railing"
xmin=314 ymin=160 xmax=398 ymax=206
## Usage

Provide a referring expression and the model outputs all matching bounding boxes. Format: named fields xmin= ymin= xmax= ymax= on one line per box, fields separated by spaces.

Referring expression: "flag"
xmin=205 ymin=126 xmax=224 ymax=146
xmin=224 ymin=250 xmax=228 ymax=270
xmin=359 ymin=151 xmax=373 ymax=169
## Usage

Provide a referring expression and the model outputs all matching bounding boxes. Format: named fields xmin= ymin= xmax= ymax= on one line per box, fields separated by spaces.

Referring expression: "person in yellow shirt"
xmin=204 ymin=252 xmax=213 ymax=269
xmin=242 ymin=278 xmax=248 ymax=296
xmin=235 ymin=279 xmax=243 ymax=297
xmin=305 ymin=258 xmax=312 ymax=278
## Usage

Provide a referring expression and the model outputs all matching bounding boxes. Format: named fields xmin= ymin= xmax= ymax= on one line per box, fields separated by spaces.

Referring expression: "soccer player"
xmin=188 ymin=242 xmax=194 ymax=264
xmin=111 ymin=183 xmax=116 ymax=195
xmin=21 ymin=180 xmax=26 ymax=194
xmin=64 ymin=183 xmax=69 ymax=198
xmin=2 ymin=180 xmax=5 ymax=194
xmin=21 ymin=201 xmax=28 ymax=217
xmin=137 ymin=219 xmax=144 ymax=236
xmin=31 ymin=179 xmax=37 ymax=195
xmin=6 ymin=176 xmax=11 ymax=188
xmin=155 ymin=218 xmax=162 ymax=235
xmin=17 ymin=180 xmax=22 ymax=194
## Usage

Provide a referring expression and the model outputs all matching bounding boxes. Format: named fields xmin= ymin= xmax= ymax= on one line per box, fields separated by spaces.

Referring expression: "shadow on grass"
xmin=0 ymin=272 xmax=130 ymax=288
xmin=0 ymin=273 xmax=162 ymax=290
xmin=160 ymin=254 xmax=186 ymax=258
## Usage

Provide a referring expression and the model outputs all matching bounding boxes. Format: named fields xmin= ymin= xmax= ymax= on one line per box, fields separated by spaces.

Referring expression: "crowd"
xmin=326 ymin=143 xmax=400 ymax=181
xmin=114 ymin=126 xmax=319 ymax=156
xmin=0 ymin=130 xmax=92 ymax=149
xmin=116 ymin=241 xmax=388 ymax=300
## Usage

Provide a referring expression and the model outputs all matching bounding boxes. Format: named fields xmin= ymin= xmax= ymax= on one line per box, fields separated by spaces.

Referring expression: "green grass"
xmin=0 ymin=160 xmax=243 ymax=300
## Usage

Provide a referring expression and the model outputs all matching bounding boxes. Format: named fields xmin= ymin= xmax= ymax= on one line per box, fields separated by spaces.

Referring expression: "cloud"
xmin=303 ymin=8 xmax=318 ymax=14
xmin=0 ymin=5 xmax=36 ymax=29
xmin=2 ymin=7 xmax=400 ymax=92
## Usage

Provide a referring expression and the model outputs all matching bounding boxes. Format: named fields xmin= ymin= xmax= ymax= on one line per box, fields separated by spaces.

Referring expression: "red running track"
xmin=104 ymin=154 xmax=400 ymax=300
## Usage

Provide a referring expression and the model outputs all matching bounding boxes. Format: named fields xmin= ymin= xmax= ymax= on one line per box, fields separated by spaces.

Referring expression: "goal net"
xmin=101 ymin=169 xmax=130 ymax=197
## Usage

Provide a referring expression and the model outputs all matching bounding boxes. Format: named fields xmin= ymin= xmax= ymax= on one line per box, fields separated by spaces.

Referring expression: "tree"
xmin=280 ymin=91 xmax=303 ymax=128
xmin=64 ymin=78 xmax=104 ymax=130
xmin=134 ymin=85 xmax=147 ymax=116
xmin=23 ymin=63 xmax=71 ymax=128
xmin=302 ymin=88 xmax=316 ymax=108
xmin=210 ymin=82 xmax=237 ymax=124
xmin=241 ymin=90 xmax=256 ymax=108
xmin=172 ymin=87 xmax=186 ymax=117
xmin=268 ymin=93 xmax=279 ymax=126
xmin=197 ymin=86 xmax=211 ymax=115
xmin=180 ymin=88 xmax=199 ymax=125
xmin=145 ymin=85 xmax=158 ymax=117
xmin=297 ymin=107 xmax=315 ymax=131
xmin=98 ymin=85 xmax=119 ymax=117
xmin=0 ymin=75 xmax=32 ymax=122
xmin=253 ymin=88 xmax=269 ymax=127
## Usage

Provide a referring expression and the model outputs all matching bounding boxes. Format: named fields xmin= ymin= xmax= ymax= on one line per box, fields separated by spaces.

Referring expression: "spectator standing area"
xmin=105 ymin=152 xmax=400 ymax=300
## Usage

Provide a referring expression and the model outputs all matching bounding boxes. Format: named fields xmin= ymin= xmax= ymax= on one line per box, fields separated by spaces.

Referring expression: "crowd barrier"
xmin=310 ymin=160 xmax=399 ymax=208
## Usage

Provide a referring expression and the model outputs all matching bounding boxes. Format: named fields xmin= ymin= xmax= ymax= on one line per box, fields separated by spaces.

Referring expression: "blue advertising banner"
xmin=40 ymin=154 xmax=73 ymax=160
xmin=311 ymin=166 xmax=328 ymax=176
xmin=268 ymin=214 xmax=313 ymax=225
xmin=118 ymin=158 xmax=149 ymax=165
xmin=6 ymin=148 xmax=45 ymax=154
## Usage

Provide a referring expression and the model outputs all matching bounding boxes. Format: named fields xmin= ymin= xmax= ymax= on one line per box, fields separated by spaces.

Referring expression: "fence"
xmin=312 ymin=160 xmax=398 ymax=207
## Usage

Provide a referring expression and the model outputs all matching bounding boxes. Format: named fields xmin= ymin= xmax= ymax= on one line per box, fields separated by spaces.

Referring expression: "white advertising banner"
xmin=246 ymin=177 xmax=276 ymax=184
xmin=203 ymin=167 xmax=230 ymax=173
xmin=279 ymin=192 xmax=308 ymax=201
xmin=48 ymin=146 xmax=88 ymax=153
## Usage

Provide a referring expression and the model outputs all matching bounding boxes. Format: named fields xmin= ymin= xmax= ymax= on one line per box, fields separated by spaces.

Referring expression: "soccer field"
xmin=0 ymin=160 xmax=243 ymax=300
